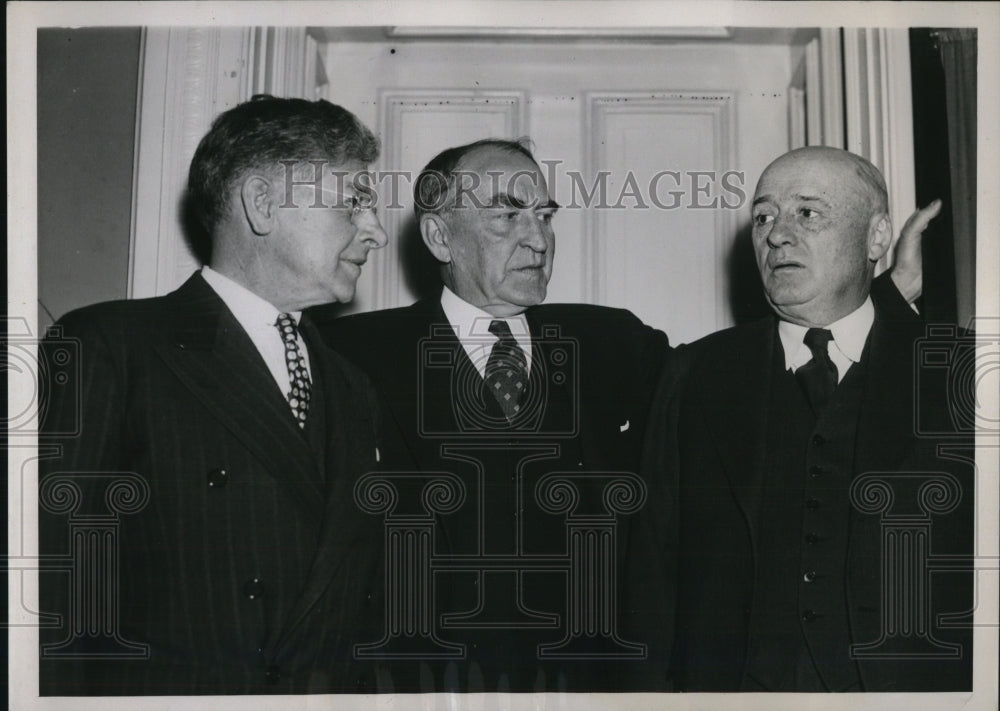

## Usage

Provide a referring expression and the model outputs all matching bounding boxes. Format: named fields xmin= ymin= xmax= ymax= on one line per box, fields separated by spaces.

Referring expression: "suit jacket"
xmin=38 ymin=273 xmax=393 ymax=695
xmin=669 ymin=299 xmax=975 ymax=691
xmin=311 ymin=295 xmax=672 ymax=691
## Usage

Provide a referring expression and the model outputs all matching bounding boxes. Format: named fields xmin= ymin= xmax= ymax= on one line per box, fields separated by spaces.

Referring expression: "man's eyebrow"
xmin=751 ymin=194 xmax=831 ymax=208
xmin=486 ymin=192 xmax=560 ymax=210
xmin=792 ymin=194 xmax=831 ymax=206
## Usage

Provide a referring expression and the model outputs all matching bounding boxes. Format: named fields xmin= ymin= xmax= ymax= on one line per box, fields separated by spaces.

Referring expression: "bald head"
xmin=750 ymin=147 xmax=893 ymax=327
xmin=766 ymin=146 xmax=887 ymax=217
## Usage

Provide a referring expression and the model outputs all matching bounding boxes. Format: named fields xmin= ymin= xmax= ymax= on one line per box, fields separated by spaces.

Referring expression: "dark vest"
xmin=743 ymin=334 xmax=871 ymax=691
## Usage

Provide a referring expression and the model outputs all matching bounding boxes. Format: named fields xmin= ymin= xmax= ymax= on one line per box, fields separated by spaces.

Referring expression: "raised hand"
xmin=890 ymin=199 xmax=943 ymax=303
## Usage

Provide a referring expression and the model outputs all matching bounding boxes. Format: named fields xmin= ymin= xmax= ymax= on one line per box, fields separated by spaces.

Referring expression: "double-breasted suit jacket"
xmin=39 ymin=273 xmax=392 ymax=695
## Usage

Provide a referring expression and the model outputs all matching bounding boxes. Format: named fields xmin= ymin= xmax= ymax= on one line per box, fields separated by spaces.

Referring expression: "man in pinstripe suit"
xmin=38 ymin=96 xmax=398 ymax=695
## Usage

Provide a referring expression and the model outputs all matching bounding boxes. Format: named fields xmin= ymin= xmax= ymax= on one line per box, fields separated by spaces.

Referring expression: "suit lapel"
xmin=854 ymin=316 xmax=916 ymax=476
xmin=271 ymin=322 xmax=381 ymax=656
xmin=414 ymin=299 xmax=493 ymax=435
xmin=525 ymin=308 xmax=581 ymax=458
xmin=703 ymin=319 xmax=775 ymax=558
xmin=153 ymin=274 xmax=325 ymax=521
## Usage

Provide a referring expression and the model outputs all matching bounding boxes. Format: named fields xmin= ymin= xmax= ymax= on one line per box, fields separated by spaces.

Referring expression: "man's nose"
xmin=766 ymin=214 xmax=797 ymax=248
xmin=357 ymin=209 xmax=388 ymax=249
xmin=520 ymin=214 xmax=550 ymax=252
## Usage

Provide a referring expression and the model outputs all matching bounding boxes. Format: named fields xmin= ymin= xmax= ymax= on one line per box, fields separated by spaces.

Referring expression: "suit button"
xmin=207 ymin=468 xmax=228 ymax=487
xmin=805 ymin=533 xmax=820 ymax=545
xmin=805 ymin=497 xmax=821 ymax=510
xmin=803 ymin=570 xmax=817 ymax=583
xmin=802 ymin=609 xmax=819 ymax=622
xmin=265 ymin=665 xmax=281 ymax=684
xmin=811 ymin=434 xmax=826 ymax=446
xmin=244 ymin=577 xmax=264 ymax=600
xmin=809 ymin=465 xmax=824 ymax=478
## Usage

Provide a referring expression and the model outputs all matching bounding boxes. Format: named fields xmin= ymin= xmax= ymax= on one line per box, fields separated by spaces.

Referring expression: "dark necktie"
xmin=795 ymin=327 xmax=838 ymax=415
xmin=276 ymin=312 xmax=311 ymax=428
xmin=483 ymin=319 xmax=529 ymax=421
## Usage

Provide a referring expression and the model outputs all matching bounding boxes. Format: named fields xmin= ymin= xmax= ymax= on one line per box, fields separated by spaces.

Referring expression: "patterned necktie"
xmin=795 ymin=327 xmax=838 ymax=415
xmin=484 ymin=319 xmax=529 ymax=421
xmin=275 ymin=312 xmax=311 ymax=428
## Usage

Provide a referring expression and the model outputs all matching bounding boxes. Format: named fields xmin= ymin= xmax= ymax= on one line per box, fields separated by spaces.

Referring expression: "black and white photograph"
xmin=6 ymin=1 xmax=999 ymax=709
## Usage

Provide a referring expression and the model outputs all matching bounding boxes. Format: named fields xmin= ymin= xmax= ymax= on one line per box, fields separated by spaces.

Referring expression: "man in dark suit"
xmin=38 ymin=96 xmax=397 ymax=695
xmin=315 ymin=139 xmax=670 ymax=692
xmin=314 ymin=139 xmax=931 ymax=692
xmin=669 ymin=146 xmax=974 ymax=692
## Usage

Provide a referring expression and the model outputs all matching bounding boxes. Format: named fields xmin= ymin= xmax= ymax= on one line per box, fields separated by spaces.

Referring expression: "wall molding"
xmin=373 ymin=89 xmax=527 ymax=310
xmin=843 ymin=28 xmax=916 ymax=268
xmin=819 ymin=28 xmax=845 ymax=148
xmin=584 ymin=91 xmax=737 ymax=328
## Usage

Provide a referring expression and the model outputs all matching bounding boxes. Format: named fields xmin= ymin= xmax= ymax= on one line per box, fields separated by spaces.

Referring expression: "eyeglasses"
xmin=327 ymin=191 xmax=377 ymax=223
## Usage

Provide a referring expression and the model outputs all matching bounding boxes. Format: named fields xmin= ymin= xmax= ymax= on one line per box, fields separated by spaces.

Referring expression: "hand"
xmin=890 ymin=199 xmax=942 ymax=303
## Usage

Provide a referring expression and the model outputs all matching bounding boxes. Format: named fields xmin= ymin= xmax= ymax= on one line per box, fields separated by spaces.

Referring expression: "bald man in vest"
xmin=668 ymin=146 xmax=973 ymax=692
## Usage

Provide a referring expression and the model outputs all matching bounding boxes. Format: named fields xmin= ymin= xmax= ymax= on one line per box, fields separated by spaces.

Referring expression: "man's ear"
xmin=420 ymin=214 xmax=453 ymax=264
xmin=240 ymin=175 xmax=277 ymax=236
xmin=867 ymin=213 xmax=892 ymax=262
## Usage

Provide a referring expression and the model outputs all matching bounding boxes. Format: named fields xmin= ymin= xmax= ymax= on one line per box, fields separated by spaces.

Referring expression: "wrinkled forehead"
xmin=753 ymin=150 xmax=879 ymax=211
xmin=455 ymin=146 xmax=550 ymax=206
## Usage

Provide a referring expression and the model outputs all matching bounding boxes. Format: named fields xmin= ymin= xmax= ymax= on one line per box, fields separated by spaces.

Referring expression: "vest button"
xmin=207 ymin=467 xmax=228 ymax=487
xmin=243 ymin=577 xmax=265 ymax=600
xmin=809 ymin=465 xmax=824 ymax=478
xmin=803 ymin=570 xmax=817 ymax=583
xmin=805 ymin=497 xmax=821 ymax=510
xmin=801 ymin=609 xmax=819 ymax=622
xmin=805 ymin=533 xmax=820 ymax=545
xmin=811 ymin=434 xmax=826 ymax=446
xmin=265 ymin=665 xmax=281 ymax=684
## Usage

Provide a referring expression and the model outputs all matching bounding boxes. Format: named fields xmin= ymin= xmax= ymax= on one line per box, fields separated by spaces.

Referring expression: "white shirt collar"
xmin=201 ymin=266 xmax=299 ymax=327
xmin=777 ymin=297 xmax=874 ymax=383
xmin=200 ymin=266 xmax=309 ymax=392
xmin=439 ymin=285 xmax=533 ymax=377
